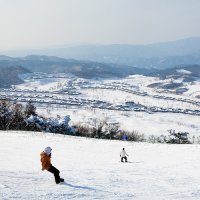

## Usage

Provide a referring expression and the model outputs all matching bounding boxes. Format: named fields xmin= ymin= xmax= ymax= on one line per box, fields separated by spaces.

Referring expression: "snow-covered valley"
xmin=0 ymin=72 xmax=200 ymax=137
xmin=1 ymin=131 xmax=200 ymax=200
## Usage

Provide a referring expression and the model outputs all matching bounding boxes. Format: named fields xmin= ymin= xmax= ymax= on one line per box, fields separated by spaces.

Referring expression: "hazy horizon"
xmin=1 ymin=36 xmax=200 ymax=52
xmin=0 ymin=0 xmax=200 ymax=51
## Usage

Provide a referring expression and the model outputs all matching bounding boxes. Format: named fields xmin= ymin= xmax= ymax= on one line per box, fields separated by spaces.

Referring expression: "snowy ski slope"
xmin=1 ymin=131 xmax=200 ymax=200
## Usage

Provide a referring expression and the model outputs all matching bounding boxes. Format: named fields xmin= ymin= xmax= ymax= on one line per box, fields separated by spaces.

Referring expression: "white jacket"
xmin=120 ymin=149 xmax=128 ymax=157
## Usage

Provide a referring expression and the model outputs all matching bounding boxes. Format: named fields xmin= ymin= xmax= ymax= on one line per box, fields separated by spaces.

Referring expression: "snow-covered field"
xmin=1 ymin=131 xmax=200 ymax=200
xmin=37 ymin=106 xmax=200 ymax=136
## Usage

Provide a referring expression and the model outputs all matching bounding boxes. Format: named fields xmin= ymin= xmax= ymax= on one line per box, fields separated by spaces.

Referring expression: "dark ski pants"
xmin=121 ymin=156 xmax=127 ymax=162
xmin=48 ymin=165 xmax=61 ymax=183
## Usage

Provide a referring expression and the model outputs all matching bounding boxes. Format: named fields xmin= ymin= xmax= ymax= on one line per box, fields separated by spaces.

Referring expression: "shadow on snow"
xmin=62 ymin=182 xmax=97 ymax=191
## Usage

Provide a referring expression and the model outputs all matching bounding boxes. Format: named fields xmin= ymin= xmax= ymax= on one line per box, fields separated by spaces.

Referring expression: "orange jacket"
xmin=40 ymin=152 xmax=52 ymax=170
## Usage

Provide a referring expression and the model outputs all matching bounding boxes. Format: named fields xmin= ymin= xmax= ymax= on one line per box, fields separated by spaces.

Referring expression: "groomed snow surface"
xmin=1 ymin=131 xmax=200 ymax=200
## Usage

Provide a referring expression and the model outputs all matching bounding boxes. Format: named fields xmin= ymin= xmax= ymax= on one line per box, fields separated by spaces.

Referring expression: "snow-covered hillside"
xmin=1 ymin=131 xmax=200 ymax=200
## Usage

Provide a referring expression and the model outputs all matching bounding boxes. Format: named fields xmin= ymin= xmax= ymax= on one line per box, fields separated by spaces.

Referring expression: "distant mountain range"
xmin=1 ymin=37 xmax=200 ymax=69
xmin=0 ymin=55 xmax=153 ymax=79
xmin=0 ymin=54 xmax=199 ymax=88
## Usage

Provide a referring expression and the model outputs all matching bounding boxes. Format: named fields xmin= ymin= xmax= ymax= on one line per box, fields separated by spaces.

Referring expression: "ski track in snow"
xmin=1 ymin=131 xmax=200 ymax=199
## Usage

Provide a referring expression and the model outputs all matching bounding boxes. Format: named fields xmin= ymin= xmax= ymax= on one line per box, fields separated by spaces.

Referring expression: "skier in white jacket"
xmin=120 ymin=148 xmax=129 ymax=162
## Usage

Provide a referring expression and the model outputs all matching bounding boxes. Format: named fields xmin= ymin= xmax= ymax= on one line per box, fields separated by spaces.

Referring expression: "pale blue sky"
xmin=0 ymin=0 xmax=200 ymax=50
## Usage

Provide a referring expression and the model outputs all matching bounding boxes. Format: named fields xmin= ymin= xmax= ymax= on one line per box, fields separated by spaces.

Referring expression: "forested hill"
xmin=0 ymin=66 xmax=29 ymax=88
